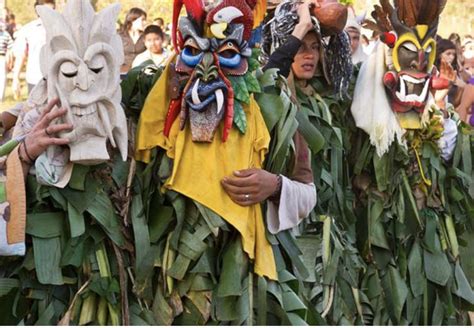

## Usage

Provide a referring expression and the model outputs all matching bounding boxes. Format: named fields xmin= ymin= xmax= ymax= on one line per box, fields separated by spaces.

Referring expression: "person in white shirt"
xmin=132 ymin=25 xmax=169 ymax=69
xmin=12 ymin=0 xmax=55 ymax=97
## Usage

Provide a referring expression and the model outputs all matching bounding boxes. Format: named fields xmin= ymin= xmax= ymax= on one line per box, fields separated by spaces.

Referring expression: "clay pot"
xmin=311 ymin=0 xmax=348 ymax=36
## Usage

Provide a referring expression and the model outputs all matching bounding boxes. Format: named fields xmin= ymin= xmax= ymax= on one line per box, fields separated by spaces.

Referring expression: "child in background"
xmin=132 ymin=25 xmax=169 ymax=68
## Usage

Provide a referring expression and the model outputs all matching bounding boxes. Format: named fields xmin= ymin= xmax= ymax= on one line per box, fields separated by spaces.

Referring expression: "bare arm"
xmin=16 ymin=98 xmax=72 ymax=178
xmin=456 ymin=84 xmax=474 ymax=123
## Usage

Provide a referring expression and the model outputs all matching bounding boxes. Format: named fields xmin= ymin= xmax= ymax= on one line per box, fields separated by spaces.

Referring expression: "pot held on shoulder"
xmin=312 ymin=0 xmax=348 ymax=36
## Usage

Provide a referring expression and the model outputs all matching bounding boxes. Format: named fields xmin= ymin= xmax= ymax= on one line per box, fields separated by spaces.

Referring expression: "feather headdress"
xmin=364 ymin=0 xmax=447 ymax=36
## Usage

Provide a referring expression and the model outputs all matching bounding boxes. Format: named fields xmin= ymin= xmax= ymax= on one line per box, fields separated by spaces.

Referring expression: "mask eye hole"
xmin=425 ymin=45 xmax=433 ymax=53
xmin=180 ymin=38 xmax=203 ymax=67
xmin=402 ymin=41 xmax=418 ymax=52
xmin=89 ymin=67 xmax=103 ymax=74
xmin=217 ymin=41 xmax=241 ymax=68
xmin=60 ymin=61 xmax=78 ymax=78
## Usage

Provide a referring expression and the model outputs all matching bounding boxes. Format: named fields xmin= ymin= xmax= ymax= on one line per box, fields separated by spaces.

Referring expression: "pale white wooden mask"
xmin=36 ymin=0 xmax=127 ymax=165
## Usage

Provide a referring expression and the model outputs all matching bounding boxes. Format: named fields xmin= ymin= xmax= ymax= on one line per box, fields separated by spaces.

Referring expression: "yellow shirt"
xmin=136 ymin=58 xmax=277 ymax=280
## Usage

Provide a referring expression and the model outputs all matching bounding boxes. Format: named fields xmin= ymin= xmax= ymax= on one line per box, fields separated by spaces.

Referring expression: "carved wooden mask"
xmin=37 ymin=0 xmax=127 ymax=165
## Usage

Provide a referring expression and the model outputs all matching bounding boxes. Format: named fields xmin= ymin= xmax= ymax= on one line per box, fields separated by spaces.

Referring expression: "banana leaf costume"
xmin=0 ymin=1 xmax=133 ymax=325
xmin=126 ymin=0 xmax=324 ymax=324
xmin=260 ymin=1 xmax=371 ymax=324
xmin=350 ymin=0 xmax=474 ymax=324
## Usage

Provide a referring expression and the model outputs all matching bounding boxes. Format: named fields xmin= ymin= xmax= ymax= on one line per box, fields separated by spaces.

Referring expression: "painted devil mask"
xmin=37 ymin=0 xmax=127 ymax=165
xmin=165 ymin=0 xmax=256 ymax=142
xmin=365 ymin=0 xmax=447 ymax=129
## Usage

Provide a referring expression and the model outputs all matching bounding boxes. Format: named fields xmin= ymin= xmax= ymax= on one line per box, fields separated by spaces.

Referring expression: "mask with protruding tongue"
xmin=184 ymin=54 xmax=227 ymax=142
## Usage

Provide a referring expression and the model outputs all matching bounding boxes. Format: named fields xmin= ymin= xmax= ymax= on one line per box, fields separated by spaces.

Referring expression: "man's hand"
xmin=292 ymin=0 xmax=320 ymax=40
xmin=21 ymin=98 xmax=73 ymax=161
xmin=221 ymin=168 xmax=279 ymax=206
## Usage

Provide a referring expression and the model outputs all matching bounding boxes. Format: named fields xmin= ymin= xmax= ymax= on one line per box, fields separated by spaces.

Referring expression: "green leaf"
xmin=423 ymin=248 xmax=451 ymax=286
xmin=287 ymin=312 xmax=309 ymax=326
xmin=149 ymin=205 xmax=174 ymax=243
xmin=187 ymin=291 xmax=212 ymax=322
xmin=151 ymin=285 xmax=173 ymax=325
xmin=432 ymin=294 xmax=444 ymax=326
xmin=408 ymin=240 xmax=424 ymax=297
xmin=195 ymin=202 xmax=226 ymax=236
xmin=68 ymin=165 xmax=89 ymax=191
xmin=61 ymin=235 xmax=89 ymax=268
xmin=382 ymin=265 xmax=408 ymax=324
xmin=67 ymin=202 xmax=85 ymax=238
xmin=461 ymin=131 xmax=472 ymax=177
xmin=0 ymin=278 xmax=19 ymax=297
xmin=282 ymin=290 xmax=307 ymax=312
xmin=214 ymin=295 xmax=241 ymax=322
xmin=243 ymin=72 xmax=261 ymax=94
xmin=32 ymin=236 xmax=64 ymax=285
xmin=178 ymin=230 xmax=209 ymax=261
xmin=453 ymin=261 xmax=474 ymax=303
xmin=35 ymin=302 xmax=55 ymax=325
xmin=295 ymin=236 xmax=321 ymax=283
xmin=276 ymin=231 xmax=309 ymax=280
xmin=255 ymin=93 xmax=284 ymax=131
xmin=131 ymin=194 xmax=151 ymax=270
xmin=87 ymin=191 xmax=126 ymax=247
xmin=217 ymin=238 xmax=245 ymax=297
xmin=233 ymin=101 xmax=247 ymax=134
xmin=257 ymin=68 xmax=279 ymax=89
xmin=423 ymin=212 xmax=438 ymax=253
xmin=257 ymin=276 xmax=267 ymax=325
xmin=167 ymin=254 xmax=192 ymax=280
xmin=61 ymin=177 xmax=100 ymax=214
xmin=401 ymin=171 xmax=423 ymax=229
xmin=26 ymin=212 xmax=65 ymax=238
xmin=369 ymin=199 xmax=390 ymax=250
xmin=111 ymin=157 xmax=130 ymax=187
xmin=295 ymin=110 xmax=325 ymax=155
xmin=229 ymin=76 xmax=250 ymax=104
xmin=373 ymin=153 xmax=389 ymax=192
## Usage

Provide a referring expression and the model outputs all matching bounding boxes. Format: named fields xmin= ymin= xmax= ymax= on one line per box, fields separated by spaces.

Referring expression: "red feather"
xmin=172 ymin=0 xmax=206 ymax=51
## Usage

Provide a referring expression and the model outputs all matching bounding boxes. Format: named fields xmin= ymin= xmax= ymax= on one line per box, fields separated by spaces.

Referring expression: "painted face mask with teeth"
xmin=382 ymin=19 xmax=439 ymax=129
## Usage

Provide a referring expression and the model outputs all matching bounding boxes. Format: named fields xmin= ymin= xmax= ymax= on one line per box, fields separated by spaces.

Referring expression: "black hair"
xmin=144 ymin=25 xmax=164 ymax=39
xmin=154 ymin=17 xmax=164 ymax=26
xmin=122 ymin=7 xmax=147 ymax=33
xmin=436 ymin=38 xmax=458 ymax=71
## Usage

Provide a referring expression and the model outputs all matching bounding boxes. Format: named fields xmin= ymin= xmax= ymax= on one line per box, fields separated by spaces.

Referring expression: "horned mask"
xmin=37 ymin=0 xmax=127 ymax=165
xmin=364 ymin=0 xmax=447 ymax=129
xmin=164 ymin=0 xmax=257 ymax=142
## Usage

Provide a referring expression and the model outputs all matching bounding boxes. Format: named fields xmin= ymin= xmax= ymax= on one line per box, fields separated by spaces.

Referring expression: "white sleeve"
xmin=266 ymin=175 xmax=317 ymax=234
xmin=438 ymin=118 xmax=458 ymax=162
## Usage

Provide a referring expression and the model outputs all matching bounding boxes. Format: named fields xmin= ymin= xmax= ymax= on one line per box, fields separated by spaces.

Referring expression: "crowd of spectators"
xmin=0 ymin=1 xmax=173 ymax=104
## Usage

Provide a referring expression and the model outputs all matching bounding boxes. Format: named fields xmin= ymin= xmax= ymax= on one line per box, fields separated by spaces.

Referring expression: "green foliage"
xmin=350 ymin=114 xmax=474 ymax=324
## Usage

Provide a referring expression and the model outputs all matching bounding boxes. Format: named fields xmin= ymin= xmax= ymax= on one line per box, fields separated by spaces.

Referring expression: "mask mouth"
xmin=185 ymin=78 xmax=227 ymax=114
xmin=393 ymin=72 xmax=431 ymax=111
